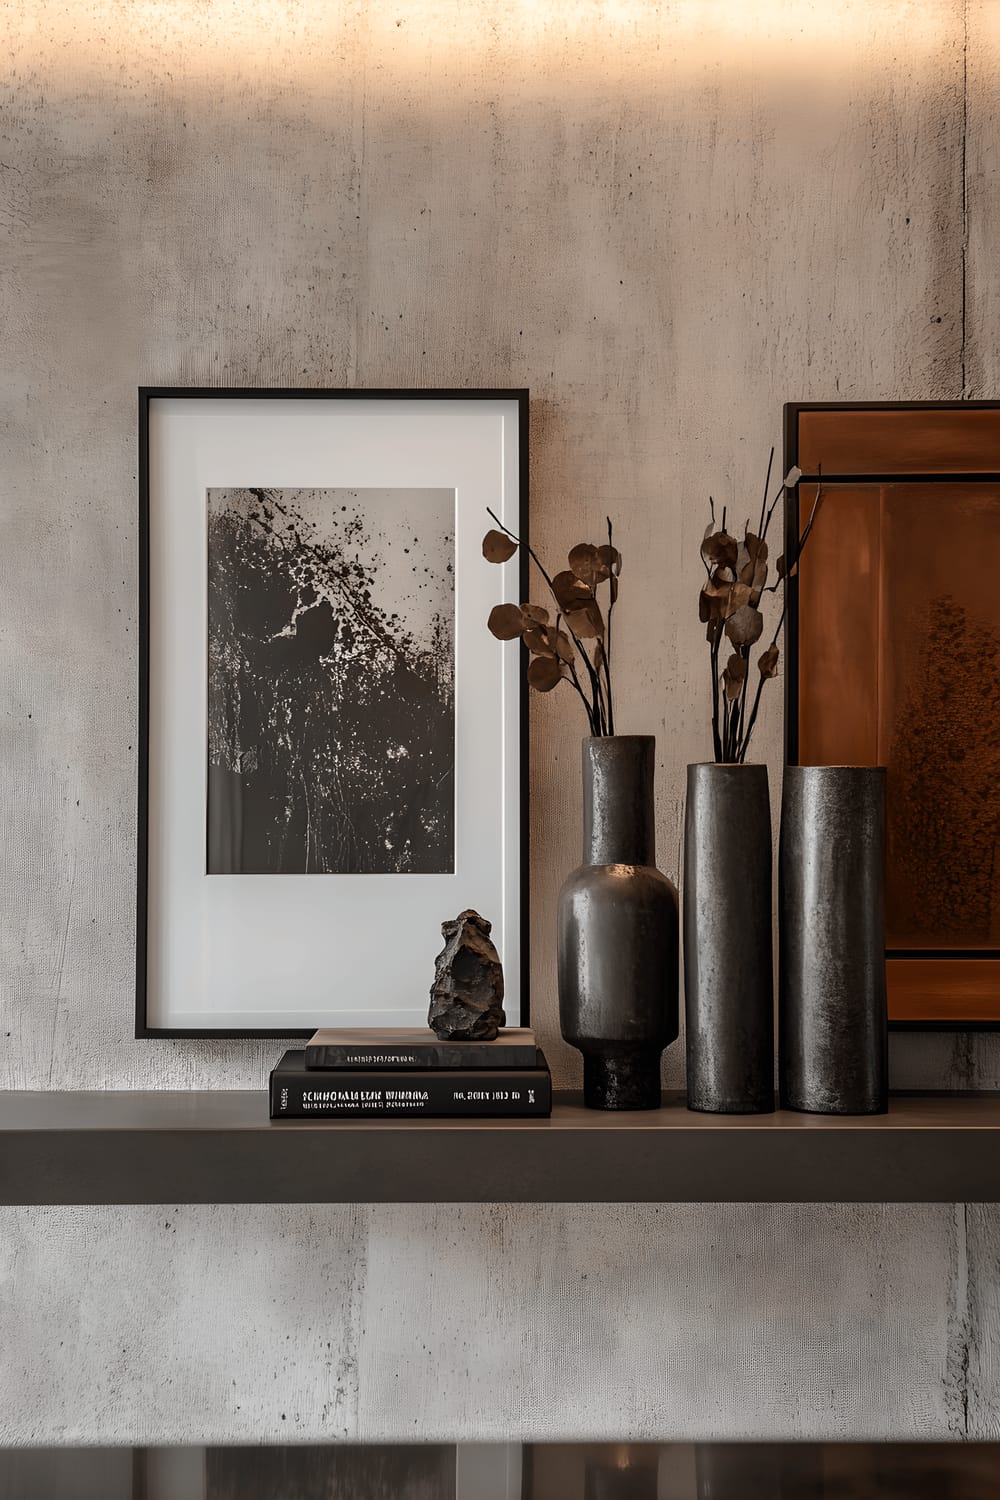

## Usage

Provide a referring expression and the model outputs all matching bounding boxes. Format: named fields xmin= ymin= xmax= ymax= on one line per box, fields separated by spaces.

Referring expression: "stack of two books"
xmin=269 ymin=1028 xmax=552 ymax=1119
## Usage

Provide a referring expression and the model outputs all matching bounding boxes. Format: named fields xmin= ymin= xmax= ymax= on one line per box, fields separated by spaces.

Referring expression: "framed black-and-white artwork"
xmin=137 ymin=389 xmax=528 ymax=1036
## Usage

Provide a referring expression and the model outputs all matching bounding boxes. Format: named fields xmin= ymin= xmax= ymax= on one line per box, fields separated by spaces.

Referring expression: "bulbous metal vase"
xmin=558 ymin=736 xmax=679 ymax=1110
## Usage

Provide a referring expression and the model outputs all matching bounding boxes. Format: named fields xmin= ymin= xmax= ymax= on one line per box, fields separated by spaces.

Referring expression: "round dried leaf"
xmin=701 ymin=531 xmax=739 ymax=570
xmin=704 ymin=573 xmax=736 ymax=600
xmin=569 ymin=542 xmax=608 ymax=588
xmin=724 ymin=603 xmax=764 ymax=647
xmin=758 ymin=643 xmax=780 ymax=678
xmin=552 ymin=569 xmax=592 ymax=610
xmin=566 ymin=597 xmax=605 ymax=639
xmin=487 ymin=602 xmax=525 ymax=641
xmin=527 ymin=655 xmax=563 ymax=692
xmin=521 ymin=603 xmax=550 ymax=626
xmin=554 ymin=631 xmax=575 ymax=663
xmin=523 ymin=626 xmax=555 ymax=657
xmin=597 ymin=544 xmax=622 ymax=577
xmin=483 ymin=529 xmax=518 ymax=564
xmin=722 ymin=651 xmax=747 ymax=701
xmin=723 ymin=583 xmax=752 ymax=616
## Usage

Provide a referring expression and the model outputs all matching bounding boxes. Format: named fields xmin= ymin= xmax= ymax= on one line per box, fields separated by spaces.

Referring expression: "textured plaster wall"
xmin=2 ymin=0 xmax=999 ymax=1444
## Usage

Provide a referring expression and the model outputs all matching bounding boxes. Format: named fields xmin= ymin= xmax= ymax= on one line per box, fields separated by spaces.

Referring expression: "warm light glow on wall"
xmin=8 ymin=0 xmax=958 ymax=93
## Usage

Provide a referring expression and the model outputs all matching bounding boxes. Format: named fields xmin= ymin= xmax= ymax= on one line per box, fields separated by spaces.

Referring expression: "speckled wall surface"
xmin=2 ymin=0 xmax=999 ymax=1444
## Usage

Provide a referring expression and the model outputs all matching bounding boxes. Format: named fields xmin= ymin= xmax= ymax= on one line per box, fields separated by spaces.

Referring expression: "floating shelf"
xmin=1 ymin=1090 xmax=998 ymax=1205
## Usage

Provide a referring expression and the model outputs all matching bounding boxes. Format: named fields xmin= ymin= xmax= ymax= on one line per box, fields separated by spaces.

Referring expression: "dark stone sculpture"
xmin=428 ymin=910 xmax=506 ymax=1040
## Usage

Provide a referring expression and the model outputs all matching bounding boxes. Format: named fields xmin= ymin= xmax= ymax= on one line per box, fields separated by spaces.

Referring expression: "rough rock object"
xmin=428 ymin=910 xmax=506 ymax=1040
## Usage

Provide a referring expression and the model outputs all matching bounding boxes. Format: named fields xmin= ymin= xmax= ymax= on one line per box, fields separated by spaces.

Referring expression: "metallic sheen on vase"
xmin=684 ymin=763 xmax=774 ymax=1114
xmin=558 ymin=736 xmax=679 ymax=1110
xmin=779 ymin=765 xmax=888 ymax=1115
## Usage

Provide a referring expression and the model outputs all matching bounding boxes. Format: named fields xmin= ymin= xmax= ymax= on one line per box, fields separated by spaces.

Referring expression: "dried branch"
xmin=484 ymin=509 xmax=622 ymax=737
xmin=698 ymin=456 xmax=822 ymax=763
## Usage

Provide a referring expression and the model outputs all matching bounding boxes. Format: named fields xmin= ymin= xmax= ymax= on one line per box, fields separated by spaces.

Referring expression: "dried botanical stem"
xmin=703 ymin=455 xmax=808 ymax=763
xmin=703 ymin=498 xmax=725 ymax=759
xmin=725 ymin=692 xmax=738 ymax=762
xmin=598 ymin=674 xmax=609 ymax=736
xmin=737 ymin=652 xmax=773 ymax=764
xmin=601 ymin=653 xmax=614 ymax=735
xmin=757 ymin=446 xmax=775 ymax=540
xmin=554 ymin=612 xmax=599 ymax=732
xmin=710 ymin=623 xmax=723 ymax=762
xmin=735 ymin=654 xmax=750 ymax=755
xmin=736 ymin=468 xmax=825 ymax=763
xmin=731 ymin=662 xmax=746 ymax=761
xmin=487 ymin=506 xmax=608 ymax=733
xmin=591 ymin=645 xmax=609 ymax=736
xmin=728 ymin=452 xmax=781 ymax=752
xmin=603 ymin=516 xmax=616 ymax=736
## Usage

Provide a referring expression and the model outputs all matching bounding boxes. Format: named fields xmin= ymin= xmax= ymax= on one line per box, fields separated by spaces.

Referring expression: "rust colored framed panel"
xmin=785 ymin=403 xmax=1000 ymax=1029
xmin=797 ymin=405 xmax=1000 ymax=477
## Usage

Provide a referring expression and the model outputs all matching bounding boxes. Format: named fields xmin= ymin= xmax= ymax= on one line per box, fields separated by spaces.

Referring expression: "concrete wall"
xmin=2 ymin=0 xmax=999 ymax=1444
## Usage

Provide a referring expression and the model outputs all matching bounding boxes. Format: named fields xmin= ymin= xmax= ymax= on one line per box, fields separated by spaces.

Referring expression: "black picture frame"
xmin=137 ymin=388 xmax=529 ymax=1039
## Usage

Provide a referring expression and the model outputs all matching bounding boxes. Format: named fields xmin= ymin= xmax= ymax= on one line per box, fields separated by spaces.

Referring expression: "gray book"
xmin=304 ymin=1026 xmax=537 ymax=1070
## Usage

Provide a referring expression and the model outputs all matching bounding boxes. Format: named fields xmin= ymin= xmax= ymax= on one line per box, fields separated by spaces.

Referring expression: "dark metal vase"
xmin=779 ymin=765 xmax=888 ymax=1115
xmin=558 ymin=736 xmax=679 ymax=1110
xmin=684 ymin=763 xmax=774 ymax=1114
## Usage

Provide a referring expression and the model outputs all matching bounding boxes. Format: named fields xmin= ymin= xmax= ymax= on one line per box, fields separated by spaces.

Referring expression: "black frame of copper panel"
xmin=783 ymin=399 xmax=1000 ymax=1032
xmin=137 ymin=388 xmax=530 ymax=1039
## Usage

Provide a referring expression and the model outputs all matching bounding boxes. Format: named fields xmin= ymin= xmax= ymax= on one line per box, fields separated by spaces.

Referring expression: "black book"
xmin=304 ymin=1026 xmax=537 ymax=1071
xmin=270 ymin=1048 xmax=551 ymax=1119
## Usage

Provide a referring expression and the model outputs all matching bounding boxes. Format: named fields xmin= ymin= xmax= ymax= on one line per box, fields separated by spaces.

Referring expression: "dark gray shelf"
xmin=1 ymin=1089 xmax=998 ymax=1204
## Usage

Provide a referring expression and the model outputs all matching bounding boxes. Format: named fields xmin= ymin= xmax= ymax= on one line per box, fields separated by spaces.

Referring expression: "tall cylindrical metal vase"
xmin=684 ymin=763 xmax=774 ymax=1114
xmin=779 ymin=765 xmax=888 ymax=1115
xmin=558 ymin=736 xmax=679 ymax=1110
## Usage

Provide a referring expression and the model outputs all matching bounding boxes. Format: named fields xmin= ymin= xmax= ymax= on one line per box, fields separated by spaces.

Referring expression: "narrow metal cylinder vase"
xmin=684 ymin=763 xmax=774 ymax=1114
xmin=558 ymin=736 xmax=679 ymax=1110
xmin=779 ymin=765 xmax=888 ymax=1115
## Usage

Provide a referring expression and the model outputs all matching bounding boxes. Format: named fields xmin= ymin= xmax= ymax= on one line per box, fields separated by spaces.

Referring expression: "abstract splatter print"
xmin=207 ymin=486 xmax=455 ymax=874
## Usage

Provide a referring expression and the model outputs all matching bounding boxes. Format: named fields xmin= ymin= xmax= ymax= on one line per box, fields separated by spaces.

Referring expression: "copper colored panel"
xmin=798 ymin=407 xmax=1000 ymax=475
xmin=888 ymin=959 xmax=1000 ymax=1023
xmin=792 ymin=404 xmax=1000 ymax=1023
xmin=796 ymin=484 xmax=880 ymax=767
xmin=878 ymin=484 xmax=1000 ymax=950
